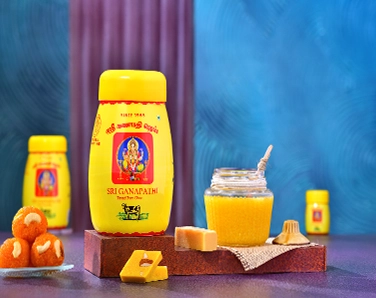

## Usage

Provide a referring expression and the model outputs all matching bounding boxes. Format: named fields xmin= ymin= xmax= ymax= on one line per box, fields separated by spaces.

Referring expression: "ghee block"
xmin=145 ymin=266 xmax=168 ymax=282
xmin=119 ymin=250 xmax=164 ymax=283
xmin=174 ymin=226 xmax=217 ymax=251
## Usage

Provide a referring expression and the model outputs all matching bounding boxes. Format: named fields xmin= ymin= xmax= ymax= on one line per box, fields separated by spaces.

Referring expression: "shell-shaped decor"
xmin=272 ymin=220 xmax=310 ymax=245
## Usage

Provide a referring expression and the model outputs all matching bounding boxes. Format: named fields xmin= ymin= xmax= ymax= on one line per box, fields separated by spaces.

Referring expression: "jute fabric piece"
xmin=221 ymin=238 xmax=317 ymax=271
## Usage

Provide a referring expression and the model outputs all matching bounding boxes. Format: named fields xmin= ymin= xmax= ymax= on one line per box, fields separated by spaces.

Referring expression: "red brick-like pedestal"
xmin=84 ymin=230 xmax=326 ymax=278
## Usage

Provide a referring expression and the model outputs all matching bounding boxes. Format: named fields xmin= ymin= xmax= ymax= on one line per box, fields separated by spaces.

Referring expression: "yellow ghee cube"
xmin=119 ymin=250 xmax=163 ymax=283
xmin=174 ymin=226 xmax=217 ymax=251
xmin=146 ymin=266 xmax=168 ymax=282
xmin=204 ymin=195 xmax=274 ymax=246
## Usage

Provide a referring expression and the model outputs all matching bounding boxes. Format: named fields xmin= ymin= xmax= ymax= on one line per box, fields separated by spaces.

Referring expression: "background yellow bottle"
xmin=305 ymin=190 xmax=330 ymax=235
xmin=23 ymin=135 xmax=71 ymax=232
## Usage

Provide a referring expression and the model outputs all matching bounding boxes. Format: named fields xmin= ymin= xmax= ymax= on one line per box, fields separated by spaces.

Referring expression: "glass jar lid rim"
xmin=210 ymin=167 xmax=267 ymax=188
xmin=213 ymin=167 xmax=264 ymax=176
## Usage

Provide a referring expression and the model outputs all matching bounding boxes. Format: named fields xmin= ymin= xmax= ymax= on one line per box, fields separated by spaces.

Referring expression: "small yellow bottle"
xmin=23 ymin=135 xmax=71 ymax=231
xmin=305 ymin=190 xmax=330 ymax=235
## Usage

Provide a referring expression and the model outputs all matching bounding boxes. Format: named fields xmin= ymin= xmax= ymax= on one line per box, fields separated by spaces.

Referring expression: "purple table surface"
xmin=1 ymin=232 xmax=376 ymax=298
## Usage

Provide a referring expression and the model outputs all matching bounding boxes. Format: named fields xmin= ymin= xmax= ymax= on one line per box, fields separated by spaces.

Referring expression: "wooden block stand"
xmin=84 ymin=230 xmax=326 ymax=278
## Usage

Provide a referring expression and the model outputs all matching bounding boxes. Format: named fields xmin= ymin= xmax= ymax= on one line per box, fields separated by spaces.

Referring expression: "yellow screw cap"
xmin=28 ymin=135 xmax=67 ymax=153
xmin=306 ymin=190 xmax=329 ymax=204
xmin=98 ymin=70 xmax=166 ymax=102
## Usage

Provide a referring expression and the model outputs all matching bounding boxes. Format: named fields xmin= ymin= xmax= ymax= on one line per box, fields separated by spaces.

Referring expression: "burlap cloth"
xmin=220 ymin=238 xmax=318 ymax=271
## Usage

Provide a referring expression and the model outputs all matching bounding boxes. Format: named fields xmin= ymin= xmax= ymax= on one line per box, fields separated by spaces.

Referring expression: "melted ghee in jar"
xmin=204 ymin=195 xmax=273 ymax=246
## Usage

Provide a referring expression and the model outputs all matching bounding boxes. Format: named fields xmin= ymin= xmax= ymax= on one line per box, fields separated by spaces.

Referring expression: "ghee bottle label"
xmin=23 ymin=153 xmax=71 ymax=230
xmin=89 ymin=102 xmax=174 ymax=236
xmin=35 ymin=169 xmax=58 ymax=197
xmin=312 ymin=209 xmax=322 ymax=222
xmin=306 ymin=204 xmax=330 ymax=234
xmin=112 ymin=133 xmax=153 ymax=184
xmin=112 ymin=133 xmax=154 ymax=221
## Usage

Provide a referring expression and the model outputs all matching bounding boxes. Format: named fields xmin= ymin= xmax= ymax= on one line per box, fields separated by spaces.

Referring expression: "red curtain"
xmin=69 ymin=0 xmax=193 ymax=233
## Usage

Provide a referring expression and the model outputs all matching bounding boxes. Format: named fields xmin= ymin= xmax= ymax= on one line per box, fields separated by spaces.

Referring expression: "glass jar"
xmin=204 ymin=168 xmax=274 ymax=246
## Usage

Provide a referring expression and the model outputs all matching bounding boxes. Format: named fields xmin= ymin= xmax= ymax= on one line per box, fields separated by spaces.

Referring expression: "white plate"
xmin=0 ymin=264 xmax=74 ymax=278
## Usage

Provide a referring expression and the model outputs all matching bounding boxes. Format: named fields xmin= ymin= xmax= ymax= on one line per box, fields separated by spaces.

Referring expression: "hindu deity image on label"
xmin=112 ymin=133 xmax=154 ymax=185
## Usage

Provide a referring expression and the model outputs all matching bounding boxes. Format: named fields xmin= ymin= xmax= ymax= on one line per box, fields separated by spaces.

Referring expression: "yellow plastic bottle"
xmin=23 ymin=135 xmax=71 ymax=231
xmin=305 ymin=190 xmax=330 ymax=235
xmin=88 ymin=70 xmax=174 ymax=236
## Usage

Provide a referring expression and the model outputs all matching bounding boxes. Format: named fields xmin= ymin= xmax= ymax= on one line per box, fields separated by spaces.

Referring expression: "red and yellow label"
xmin=23 ymin=154 xmax=71 ymax=230
xmin=88 ymin=102 xmax=174 ymax=236
xmin=35 ymin=168 xmax=58 ymax=197
xmin=112 ymin=133 xmax=153 ymax=184
xmin=306 ymin=204 xmax=330 ymax=234
xmin=312 ymin=209 xmax=322 ymax=222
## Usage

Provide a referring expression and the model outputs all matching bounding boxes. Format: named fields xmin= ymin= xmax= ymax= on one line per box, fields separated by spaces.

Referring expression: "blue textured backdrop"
xmin=194 ymin=0 xmax=376 ymax=234
xmin=0 ymin=1 xmax=69 ymax=230
xmin=1 ymin=1 xmax=376 ymax=235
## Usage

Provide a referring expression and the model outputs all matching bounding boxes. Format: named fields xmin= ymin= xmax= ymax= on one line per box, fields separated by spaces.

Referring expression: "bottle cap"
xmin=306 ymin=190 xmax=329 ymax=204
xmin=28 ymin=135 xmax=67 ymax=153
xmin=98 ymin=70 xmax=166 ymax=102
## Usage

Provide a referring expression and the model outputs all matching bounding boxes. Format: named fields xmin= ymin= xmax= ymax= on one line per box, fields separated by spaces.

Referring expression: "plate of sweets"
xmin=0 ymin=206 xmax=74 ymax=278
